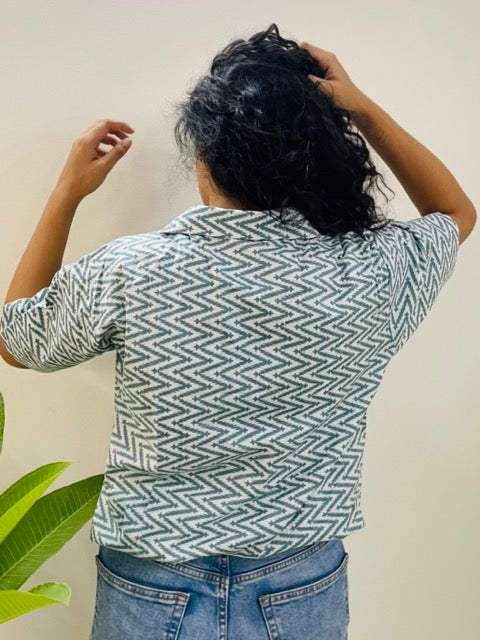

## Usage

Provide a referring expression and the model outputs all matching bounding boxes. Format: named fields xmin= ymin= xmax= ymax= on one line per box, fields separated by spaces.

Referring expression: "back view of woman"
xmin=0 ymin=23 xmax=475 ymax=640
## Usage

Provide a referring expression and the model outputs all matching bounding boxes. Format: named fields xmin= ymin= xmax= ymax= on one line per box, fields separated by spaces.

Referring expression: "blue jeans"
xmin=89 ymin=538 xmax=350 ymax=640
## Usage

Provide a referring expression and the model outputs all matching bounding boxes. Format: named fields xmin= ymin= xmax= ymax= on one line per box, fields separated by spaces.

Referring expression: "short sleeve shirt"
xmin=372 ymin=211 xmax=459 ymax=353
xmin=0 ymin=206 xmax=459 ymax=563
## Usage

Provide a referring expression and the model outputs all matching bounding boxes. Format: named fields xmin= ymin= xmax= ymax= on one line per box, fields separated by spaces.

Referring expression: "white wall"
xmin=0 ymin=1 xmax=478 ymax=638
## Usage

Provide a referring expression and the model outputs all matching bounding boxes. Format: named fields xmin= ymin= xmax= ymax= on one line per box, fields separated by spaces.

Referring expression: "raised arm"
xmin=300 ymin=42 xmax=477 ymax=245
xmin=350 ymin=94 xmax=476 ymax=244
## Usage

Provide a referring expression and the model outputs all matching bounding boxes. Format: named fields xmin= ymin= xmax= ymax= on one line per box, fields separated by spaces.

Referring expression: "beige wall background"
xmin=0 ymin=1 xmax=478 ymax=639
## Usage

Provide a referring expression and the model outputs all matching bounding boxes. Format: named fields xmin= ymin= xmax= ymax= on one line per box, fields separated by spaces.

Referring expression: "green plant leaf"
xmin=28 ymin=580 xmax=71 ymax=602
xmin=0 ymin=392 xmax=4 ymax=456
xmin=0 ymin=581 xmax=71 ymax=624
xmin=0 ymin=462 xmax=72 ymax=544
xmin=0 ymin=474 xmax=104 ymax=590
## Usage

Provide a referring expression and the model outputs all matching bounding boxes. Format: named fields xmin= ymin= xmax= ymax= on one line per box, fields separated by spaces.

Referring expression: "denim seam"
xmin=259 ymin=552 xmax=349 ymax=605
xmin=95 ymin=555 xmax=190 ymax=603
xmin=89 ymin=569 xmax=103 ymax=640
xmin=156 ymin=540 xmax=331 ymax=584
xmin=166 ymin=600 xmax=190 ymax=640
xmin=219 ymin=556 xmax=229 ymax=640
xmin=259 ymin=596 xmax=280 ymax=640
xmin=231 ymin=540 xmax=331 ymax=584
xmin=158 ymin=563 xmax=222 ymax=583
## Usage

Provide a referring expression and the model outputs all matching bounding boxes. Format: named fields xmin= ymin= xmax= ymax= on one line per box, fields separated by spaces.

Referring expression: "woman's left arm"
xmin=0 ymin=118 xmax=134 ymax=368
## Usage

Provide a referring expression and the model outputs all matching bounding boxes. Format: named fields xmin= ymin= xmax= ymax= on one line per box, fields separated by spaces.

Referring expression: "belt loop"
xmin=220 ymin=555 xmax=229 ymax=576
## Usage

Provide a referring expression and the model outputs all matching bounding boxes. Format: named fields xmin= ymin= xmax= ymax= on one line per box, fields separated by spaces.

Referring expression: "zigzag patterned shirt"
xmin=0 ymin=205 xmax=459 ymax=563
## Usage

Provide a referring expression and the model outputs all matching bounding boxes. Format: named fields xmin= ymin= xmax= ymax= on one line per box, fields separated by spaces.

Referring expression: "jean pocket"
xmin=258 ymin=552 xmax=349 ymax=640
xmin=90 ymin=555 xmax=190 ymax=640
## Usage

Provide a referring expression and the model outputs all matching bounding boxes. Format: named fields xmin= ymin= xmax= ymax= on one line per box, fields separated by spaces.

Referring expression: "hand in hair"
xmin=299 ymin=42 xmax=367 ymax=117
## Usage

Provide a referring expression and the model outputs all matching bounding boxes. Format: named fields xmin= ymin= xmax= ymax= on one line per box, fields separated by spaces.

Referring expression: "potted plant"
xmin=0 ymin=391 xmax=103 ymax=624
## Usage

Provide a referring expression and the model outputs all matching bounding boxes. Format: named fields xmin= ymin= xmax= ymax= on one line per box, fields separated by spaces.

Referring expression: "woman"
xmin=0 ymin=23 xmax=475 ymax=640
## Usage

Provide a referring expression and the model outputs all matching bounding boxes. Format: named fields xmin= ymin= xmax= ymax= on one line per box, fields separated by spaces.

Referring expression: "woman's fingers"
xmin=99 ymin=135 xmax=122 ymax=146
xmin=300 ymin=41 xmax=362 ymax=112
xmin=81 ymin=119 xmax=135 ymax=145
xmin=299 ymin=42 xmax=344 ymax=84
xmin=299 ymin=42 xmax=335 ymax=66
xmin=299 ymin=41 xmax=331 ymax=55
xmin=307 ymin=74 xmax=335 ymax=99
xmin=90 ymin=119 xmax=135 ymax=133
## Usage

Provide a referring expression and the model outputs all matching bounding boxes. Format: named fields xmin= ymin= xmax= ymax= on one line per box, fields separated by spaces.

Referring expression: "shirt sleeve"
xmin=373 ymin=211 xmax=459 ymax=354
xmin=0 ymin=239 xmax=126 ymax=373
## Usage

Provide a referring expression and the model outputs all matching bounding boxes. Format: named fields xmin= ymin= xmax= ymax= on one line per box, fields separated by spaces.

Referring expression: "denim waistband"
xmin=173 ymin=539 xmax=334 ymax=575
xmin=99 ymin=538 xmax=342 ymax=583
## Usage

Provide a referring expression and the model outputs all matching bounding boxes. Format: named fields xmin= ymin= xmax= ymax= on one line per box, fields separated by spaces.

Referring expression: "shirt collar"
xmin=158 ymin=204 xmax=321 ymax=240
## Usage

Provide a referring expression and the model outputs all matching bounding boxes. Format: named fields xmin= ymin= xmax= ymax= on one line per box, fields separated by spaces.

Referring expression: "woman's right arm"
xmin=300 ymin=42 xmax=477 ymax=245
xmin=350 ymin=93 xmax=477 ymax=244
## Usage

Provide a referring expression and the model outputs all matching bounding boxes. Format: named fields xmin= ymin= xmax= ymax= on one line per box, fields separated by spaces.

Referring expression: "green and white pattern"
xmin=0 ymin=206 xmax=459 ymax=563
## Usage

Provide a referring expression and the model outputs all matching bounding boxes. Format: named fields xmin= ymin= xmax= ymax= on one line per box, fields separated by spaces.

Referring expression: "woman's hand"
xmin=54 ymin=119 xmax=135 ymax=202
xmin=299 ymin=42 xmax=367 ymax=116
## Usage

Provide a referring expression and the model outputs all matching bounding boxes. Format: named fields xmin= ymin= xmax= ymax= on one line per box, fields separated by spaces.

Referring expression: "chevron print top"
xmin=0 ymin=205 xmax=459 ymax=563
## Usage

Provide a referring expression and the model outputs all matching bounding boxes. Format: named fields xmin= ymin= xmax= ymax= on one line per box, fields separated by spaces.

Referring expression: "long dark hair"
xmin=173 ymin=23 xmax=395 ymax=237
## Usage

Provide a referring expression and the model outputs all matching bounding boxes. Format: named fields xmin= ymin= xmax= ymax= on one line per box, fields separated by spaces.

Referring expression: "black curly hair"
xmin=173 ymin=23 xmax=395 ymax=237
